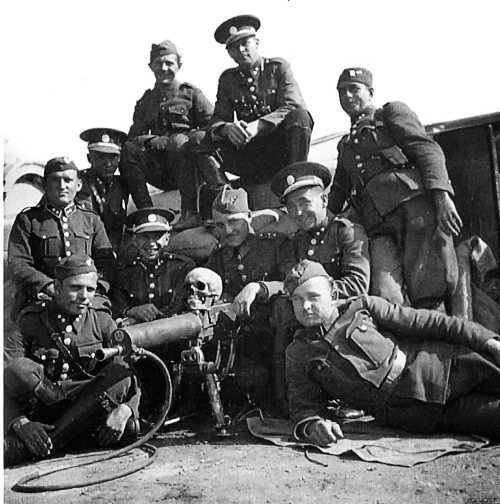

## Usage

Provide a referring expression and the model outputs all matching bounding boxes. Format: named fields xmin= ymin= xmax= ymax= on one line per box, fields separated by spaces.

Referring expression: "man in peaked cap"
xmin=111 ymin=208 xmax=195 ymax=322
xmin=77 ymin=128 xmax=130 ymax=250
xmin=4 ymin=254 xmax=142 ymax=467
xmin=271 ymin=162 xmax=370 ymax=298
xmin=8 ymin=156 xmax=115 ymax=321
xmin=189 ymin=14 xmax=313 ymax=208
xmin=120 ymin=39 xmax=215 ymax=231
xmin=205 ymin=185 xmax=295 ymax=405
xmin=329 ymin=67 xmax=462 ymax=311
xmin=284 ymin=259 xmax=500 ymax=446
xmin=270 ymin=162 xmax=370 ymax=417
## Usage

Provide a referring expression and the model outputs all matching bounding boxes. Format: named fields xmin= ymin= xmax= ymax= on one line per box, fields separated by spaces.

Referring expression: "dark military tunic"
xmin=111 ymin=250 xmax=196 ymax=318
xmin=330 ymin=101 xmax=453 ymax=230
xmin=210 ymin=57 xmax=306 ymax=129
xmin=291 ymin=211 xmax=370 ymax=298
xmin=329 ymin=102 xmax=457 ymax=307
xmin=287 ymin=295 xmax=500 ymax=436
xmin=204 ymin=56 xmax=313 ymax=182
xmin=8 ymin=203 xmax=115 ymax=300
xmin=4 ymin=301 xmax=140 ymax=426
xmin=77 ymin=170 xmax=129 ymax=250
xmin=120 ymin=80 xmax=214 ymax=210
xmin=128 ymin=80 xmax=214 ymax=144
xmin=205 ymin=232 xmax=295 ymax=301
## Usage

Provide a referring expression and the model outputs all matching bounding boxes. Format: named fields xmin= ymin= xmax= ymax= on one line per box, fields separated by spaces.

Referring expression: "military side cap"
xmin=337 ymin=67 xmax=373 ymax=89
xmin=44 ymin=157 xmax=78 ymax=178
xmin=80 ymin=128 xmax=127 ymax=155
xmin=125 ymin=207 xmax=175 ymax=233
xmin=55 ymin=254 xmax=97 ymax=281
xmin=214 ymin=15 xmax=261 ymax=47
xmin=284 ymin=259 xmax=331 ymax=295
xmin=212 ymin=185 xmax=250 ymax=219
xmin=271 ymin=162 xmax=332 ymax=203
xmin=150 ymin=39 xmax=180 ymax=63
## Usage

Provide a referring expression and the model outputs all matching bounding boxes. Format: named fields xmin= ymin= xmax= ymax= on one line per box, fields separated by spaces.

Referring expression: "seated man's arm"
xmin=8 ymin=212 xmax=54 ymax=298
xmin=91 ymin=215 xmax=116 ymax=293
xmin=335 ymin=222 xmax=370 ymax=298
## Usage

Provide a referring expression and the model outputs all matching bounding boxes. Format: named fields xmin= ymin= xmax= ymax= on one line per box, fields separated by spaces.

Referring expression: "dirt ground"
xmin=3 ymin=413 xmax=500 ymax=504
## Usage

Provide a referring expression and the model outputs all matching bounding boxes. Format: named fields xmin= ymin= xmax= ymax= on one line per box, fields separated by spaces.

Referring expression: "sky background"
xmin=3 ymin=0 xmax=500 ymax=170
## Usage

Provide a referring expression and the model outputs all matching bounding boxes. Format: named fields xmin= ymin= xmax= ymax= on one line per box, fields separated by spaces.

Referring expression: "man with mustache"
xmin=120 ymin=40 xmax=215 ymax=230
xmin=111 ymin=208 xmax=195 ymax=322
xmin=8 ymin=157 xmax=115 ymax=320
xmin=4 ymin=255 xmax=142 ymax=467
xmin=329 ymin=68 xmax=462 ymax=311
xmin=191 ymin=15 xmax=313 ymax=212
xmin=77 ymin=128 xmax=130 ymax=250
xmin=285 ymin=260 xmax=500 ymax=446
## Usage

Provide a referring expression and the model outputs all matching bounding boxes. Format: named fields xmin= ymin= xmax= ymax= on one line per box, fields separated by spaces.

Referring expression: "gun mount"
xmin=96 ymin=304 xmax=239 ymax=436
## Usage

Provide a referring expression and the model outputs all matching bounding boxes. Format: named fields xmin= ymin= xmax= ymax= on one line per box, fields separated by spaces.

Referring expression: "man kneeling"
xmin=4 ymin=254 xmax=141 ymax=467
xmin=285 ymin=260 xmax=500 ymax=446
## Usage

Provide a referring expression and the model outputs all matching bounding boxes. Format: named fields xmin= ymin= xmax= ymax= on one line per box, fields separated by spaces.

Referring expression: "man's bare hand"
xmin=242 ymin=120 xmax=260 ymax=140
xmin=148 ymin=136 xmax=169 ymax=150
xmin=15 ymin=419 xmax=55 ymax=457
xmin=222 ymin=121 xmax=251 ymax=147
xmin=98 ymin=404 xmax=133 ymax=446
xmin=486 ymin=338 xmax=500 ymax=366
xmin=232 ymin=282 xmax=262 ymax=318
xmin=127 ymin=304 xmax=165 ymax=322
xmin=433 ymin=190 xmax=463 ymax=236
xmin=39 ymin=282 xmax=56 ymax=299
xmin=304 ymin=419 xmax=344 ymax=446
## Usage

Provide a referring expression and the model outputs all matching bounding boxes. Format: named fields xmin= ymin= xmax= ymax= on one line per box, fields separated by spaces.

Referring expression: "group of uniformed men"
xmin=4 ymin=14 xmax=500 ymax=467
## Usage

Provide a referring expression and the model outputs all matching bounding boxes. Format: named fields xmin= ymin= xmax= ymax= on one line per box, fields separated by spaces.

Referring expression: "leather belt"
xmin=380 ymin=347 xmax=406 ymax=394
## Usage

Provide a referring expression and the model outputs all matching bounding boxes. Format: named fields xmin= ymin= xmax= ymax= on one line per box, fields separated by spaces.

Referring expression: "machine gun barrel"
xmin=94 ymin=346 xmax=125 ymax=362
xmin=109 ymin=311 xmax=204 ymax=355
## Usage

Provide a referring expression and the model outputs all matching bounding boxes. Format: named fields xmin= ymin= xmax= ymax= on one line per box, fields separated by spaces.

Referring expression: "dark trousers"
xmin=4 ymin=357 xmax=137 ymax=465
xmin=369 ymin=194 xmax=458 ymax=309
xmin=385 ymin=350 xmax=500 ymax=440
xmin=210 ymin=107 xmax=313 ymax=185
xmin=120 ymin=131 xmax=204 ymax=211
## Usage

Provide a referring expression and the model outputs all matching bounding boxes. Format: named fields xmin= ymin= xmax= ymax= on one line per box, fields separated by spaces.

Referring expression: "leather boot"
xmin=4 ymin=434 xmax=34 ymax=468
xmin=198 ymin=155 xmax=230 ymax=188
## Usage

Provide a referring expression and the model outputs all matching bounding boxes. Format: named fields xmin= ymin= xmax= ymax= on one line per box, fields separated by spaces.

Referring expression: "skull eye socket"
xmin=185 ymin=280 xmax=208 ymax=293
xmin=195 ymin=281 xmax=207 ymax=291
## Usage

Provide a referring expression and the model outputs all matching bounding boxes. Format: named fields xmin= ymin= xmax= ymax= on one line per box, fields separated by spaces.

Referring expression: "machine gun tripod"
xmin=96 ymin=303 xmax=241 ymax=436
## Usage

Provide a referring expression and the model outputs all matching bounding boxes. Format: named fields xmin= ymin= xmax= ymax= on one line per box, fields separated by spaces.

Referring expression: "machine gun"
xmin=96 ymin=303 xmax=239 ymax=436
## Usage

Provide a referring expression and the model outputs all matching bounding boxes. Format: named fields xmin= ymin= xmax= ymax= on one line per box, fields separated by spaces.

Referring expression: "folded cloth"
xmin=247 ymin=417 xmax=489 ymax=467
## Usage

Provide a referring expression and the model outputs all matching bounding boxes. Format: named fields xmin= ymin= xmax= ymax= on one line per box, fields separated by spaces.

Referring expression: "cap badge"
xmin=148 ymin=214 xmax=157 ymax=222
xmin=102 ymin=134 xmax=110 ymax=143
xmin=85 ymin=258 xmax=93 ymax=267
xmin=229 ymin=26 xmax=237 ymax=35
xmin=349 ymin=70 xmax=356 ymax=76
xmin=62 ymin=156 xmax=71 ymax=164
xmin=286 ymin=175 xmax=295 ymax=186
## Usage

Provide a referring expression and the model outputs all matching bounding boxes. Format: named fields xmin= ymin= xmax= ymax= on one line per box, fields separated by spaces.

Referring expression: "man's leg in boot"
xmin=120 ymin=141 xmax=154 ymax=208
xmin=197 ymin=154 xmax=230 ymax=227
xmin=172 ymin=156 xmax=202 ymax=231
xmin=50 ymin=362 xmax=137 ymax=451
xmin=280 ymin=107 xmax=313 ymax=165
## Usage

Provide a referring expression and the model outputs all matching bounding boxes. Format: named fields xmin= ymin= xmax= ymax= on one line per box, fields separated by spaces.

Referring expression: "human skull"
xmin=184 ymin=268 xmax=223 ymax=311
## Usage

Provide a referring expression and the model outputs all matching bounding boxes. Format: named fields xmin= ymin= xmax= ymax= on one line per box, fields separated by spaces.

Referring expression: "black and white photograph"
xmin=3 ymin=0 xmax=500 ymax=502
